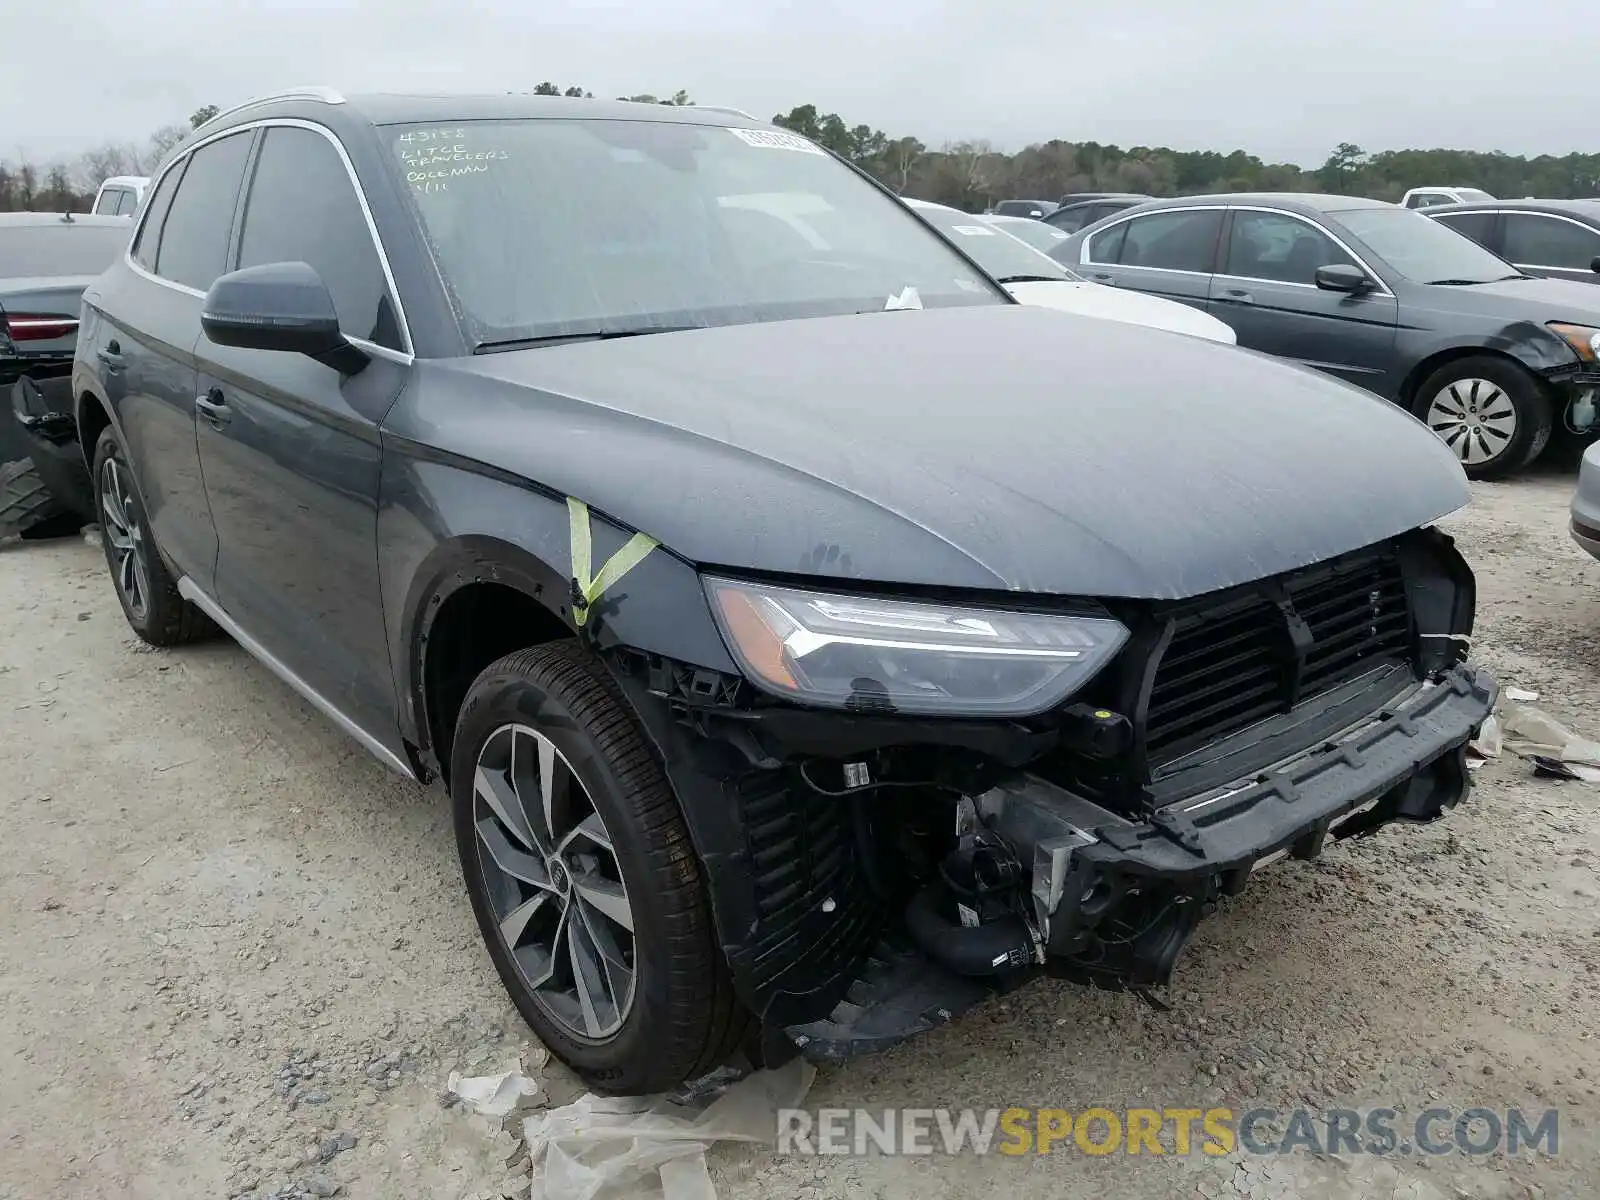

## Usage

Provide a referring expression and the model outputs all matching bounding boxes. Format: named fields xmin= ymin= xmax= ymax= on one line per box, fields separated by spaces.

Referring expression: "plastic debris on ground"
xmin=1500 ymin=700 xmax=1600 ymax=784
xmin=448 ymin=1054 xmax=547 ymax=1119
xmin=1466 ymin=712 xmax=1501 ymax=769
xmin=523 ymin=1057 xmax=815 ymax=1200
xmin=1504 ymin=686 xmax=1540 ymax=703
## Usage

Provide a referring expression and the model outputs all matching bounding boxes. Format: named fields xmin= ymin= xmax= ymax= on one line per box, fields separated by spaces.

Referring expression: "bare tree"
xmin=884 ymin=137 xmax=924 ymax=194
xmin=146 ymin=124 xmax=189 ymax=166
xmin=77 ymin=142 xmax=142 ymax=191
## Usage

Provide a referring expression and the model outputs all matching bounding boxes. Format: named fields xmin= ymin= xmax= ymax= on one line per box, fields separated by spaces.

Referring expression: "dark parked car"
xmin=72 ymin=91 xmax=1494 ymax=1095
xmin=1423 ymin=199 xmax=1600 ymax=288
xmin=1057 ymin=193 xmax=1600 ymax=478
xmin=1044 ymin=193 xmax=1151 ymax=235
xmin=1 ymin=212 xmax=130 ymax=534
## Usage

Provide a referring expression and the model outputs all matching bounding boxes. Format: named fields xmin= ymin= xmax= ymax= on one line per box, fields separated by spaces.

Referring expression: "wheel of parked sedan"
xmin=91 ymin=427 xmax=214 ymax=645
xmin=1413 ymin=356 xmax=1553 ymax=480
xmin=450 ymin=642 xmax=747 ymax=1095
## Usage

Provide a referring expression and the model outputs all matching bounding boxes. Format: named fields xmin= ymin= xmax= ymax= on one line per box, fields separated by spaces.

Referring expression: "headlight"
xmin=704 ymin=577 xmax=1129 ymax=717
xmin=1550 ymin=322 xmax=1600 ymax=363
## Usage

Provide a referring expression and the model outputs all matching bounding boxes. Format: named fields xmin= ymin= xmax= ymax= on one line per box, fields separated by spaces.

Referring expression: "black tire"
xmin=0 ymin=457 xmax=66 ymax=537
xmin=1411 ymin=355 xmax=1553 ymax=480
xmin=451 ymin=642 xmax=748 ymax=1095
xmin=91 ymin=426 xmax=215 ymax=646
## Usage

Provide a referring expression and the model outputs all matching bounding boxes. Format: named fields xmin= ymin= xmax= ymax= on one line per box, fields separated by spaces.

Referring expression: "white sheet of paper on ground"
xmin=448 ymin=1061 xmax=544 ymax=1118
xmin=524 ymin=1058 xmax=815 ymax=1200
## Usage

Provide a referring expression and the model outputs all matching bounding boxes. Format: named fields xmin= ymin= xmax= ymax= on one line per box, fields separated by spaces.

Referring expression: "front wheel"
xmin=450 ymin=642 xmax=747 ymax=1095
xmin=1412 ymin=356 xmax=1552 ymax=480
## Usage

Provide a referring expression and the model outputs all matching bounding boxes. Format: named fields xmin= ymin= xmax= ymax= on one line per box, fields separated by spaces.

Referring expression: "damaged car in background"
xmin=1 ymin=212 xmax=130 ymax=536
xmin=1057 ymin=193 xmax=1600 ymax=478
xmin=73 ymin=90 xmax=1495 ymax=1096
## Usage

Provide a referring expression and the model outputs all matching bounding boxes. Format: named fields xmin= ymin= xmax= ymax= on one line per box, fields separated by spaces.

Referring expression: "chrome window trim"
xmin=123 ymin=116 xmax=415 ymax=358
xmin=1078 ymin=203 xmax=1227 ymax=271
xmin=1079 ymin=202 xmax=1394 ymax=296
xmin=1221 ymin=205 xmax=1394 ymax=297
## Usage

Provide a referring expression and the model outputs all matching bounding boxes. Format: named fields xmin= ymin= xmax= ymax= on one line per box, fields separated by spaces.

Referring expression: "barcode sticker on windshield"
xmin=952 ymin=224 xmax=997 ymax=236
xmin=728 ymin=128 xmax=825 ymax=155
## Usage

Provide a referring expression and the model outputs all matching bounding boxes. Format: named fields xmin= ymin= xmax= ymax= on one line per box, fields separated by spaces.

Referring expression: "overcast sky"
xmin=6 ymin=0 xmax=1596 ymax=169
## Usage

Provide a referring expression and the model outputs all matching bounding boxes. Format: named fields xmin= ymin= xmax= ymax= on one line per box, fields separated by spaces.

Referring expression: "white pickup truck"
xmin=1400 ymin=186 xmax=1495 ymax=209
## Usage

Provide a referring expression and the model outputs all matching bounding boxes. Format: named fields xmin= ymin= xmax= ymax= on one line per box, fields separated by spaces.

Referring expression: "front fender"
xmin=378 ymin=446 xmax=738 ymax=751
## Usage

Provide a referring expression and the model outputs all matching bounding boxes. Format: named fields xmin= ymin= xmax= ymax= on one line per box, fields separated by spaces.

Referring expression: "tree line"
xmin=5 ymin=88 xmax=1597 ymax=215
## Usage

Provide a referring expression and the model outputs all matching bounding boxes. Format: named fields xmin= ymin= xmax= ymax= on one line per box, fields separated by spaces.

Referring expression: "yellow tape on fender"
xmin=567 ymin=497 xmax=659 ymax=628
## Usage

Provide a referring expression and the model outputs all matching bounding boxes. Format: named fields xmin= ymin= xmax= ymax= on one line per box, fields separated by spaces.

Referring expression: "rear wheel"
xmin=1413 ymin=356 xmax=1552 ymax=480
xmin=451 ymin=642 xmax=747 ymax=1095
xmin=91 ymin=427 xmax=214 ymax=645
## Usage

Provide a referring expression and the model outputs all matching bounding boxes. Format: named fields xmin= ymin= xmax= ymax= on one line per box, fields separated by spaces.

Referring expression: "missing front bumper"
xmin=789 ymin=662 xmax=1495 ymax=1061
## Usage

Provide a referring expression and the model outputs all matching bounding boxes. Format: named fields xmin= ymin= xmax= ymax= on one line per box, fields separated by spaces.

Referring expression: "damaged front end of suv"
xmin=408 ymin=299 xmax=1498 ymax=1082
xmin=598 ymin=526 xmax=1492 ymax=1066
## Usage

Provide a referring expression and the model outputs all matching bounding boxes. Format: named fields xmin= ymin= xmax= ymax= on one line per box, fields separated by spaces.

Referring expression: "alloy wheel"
xmin=472 ymin=723 xmax=636 ymax=1040
xmin=1425 ymin=378 xmax=1517 ymax=467
xmin=99 ymin=457 xmax=150 ymax=621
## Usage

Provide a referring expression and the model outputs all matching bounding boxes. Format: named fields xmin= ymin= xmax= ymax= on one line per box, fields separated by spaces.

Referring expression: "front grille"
xmin=1144 ymin=544 xmax=1411 ymax=761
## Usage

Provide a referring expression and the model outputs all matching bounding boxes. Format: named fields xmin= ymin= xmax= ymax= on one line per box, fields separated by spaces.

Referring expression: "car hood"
xmin=414 ymin=305 xmax=1469 ymax=600
xmin=1420 ymin=274 xmax=1600 ymax=322
xmin=1004 ymin=280 xmax=1237 ymax=344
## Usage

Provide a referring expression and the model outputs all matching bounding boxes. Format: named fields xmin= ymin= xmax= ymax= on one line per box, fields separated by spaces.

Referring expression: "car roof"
xmin=197 ymin=89 xmax=768 ymax=135
xmin=1109 ymin=192 xmax=1396 ymax=216
xmin=97 ymin=175 xmax=148 ymax=187
xmin=1425 ymin=198 xmax=1600 ymax=221
xmin=1059 ymin=193 xmax=1150 ymax=205
xmin=0 ymin=211 xmax=132 ymax=229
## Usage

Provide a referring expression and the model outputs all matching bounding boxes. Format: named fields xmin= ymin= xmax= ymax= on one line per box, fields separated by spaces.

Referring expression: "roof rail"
xmin=697 ymin=105 xmax=758 ymax=121
xmin=200 ymin=86 xmax=346 ymax=129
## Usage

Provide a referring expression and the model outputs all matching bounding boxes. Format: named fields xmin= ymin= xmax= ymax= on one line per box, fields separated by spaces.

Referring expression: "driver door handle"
xmin=195 ymin=388 xmax=231 ymax=430
xmin=1220 ymin=287 xmax=1255 ymax=305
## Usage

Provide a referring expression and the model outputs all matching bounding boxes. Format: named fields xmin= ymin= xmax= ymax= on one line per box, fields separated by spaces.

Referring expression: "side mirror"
xmin=1314 ymin=264 xmax=1372 ymax=294
xmin=202 ymin=261 xmax=368 ymax=375
xmin=1590 ymin=255 xmax=1600 ymax=275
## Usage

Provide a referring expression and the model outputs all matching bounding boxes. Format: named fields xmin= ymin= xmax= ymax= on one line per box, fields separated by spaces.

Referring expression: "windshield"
xmin=0 ymin=223 xmax=130 ymax=278
xmin=1458 ymin=188 xmax=1494 ymax=202
xmin=985 ymin=215 xmax=1079 ymax=262
xmin=386 ymin=119 xmax=1004 ymax=346
xmin=1336 ymin=206 xmax=1518 ymax=284
xmin=910 ymin=206 xmax=1075 ymax=282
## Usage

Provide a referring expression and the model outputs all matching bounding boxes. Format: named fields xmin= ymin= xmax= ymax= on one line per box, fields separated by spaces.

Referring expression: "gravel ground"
xmin=3 ymin=469 xmax=1598 ymax=1200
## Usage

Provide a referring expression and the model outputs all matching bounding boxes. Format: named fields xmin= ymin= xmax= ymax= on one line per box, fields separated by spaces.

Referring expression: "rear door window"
xmin=1084 ymin=219 xmax=1128 ymax=264
xmin=235 ymin=126 xmax=403 ymax=350
xmin=154 ymin=131 xmax=253 ymax=291
xmin=1108 ymin=209 xmax=1222 ymax=273
xmin=1502 ymin=213 xmax=1600 ymax=271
